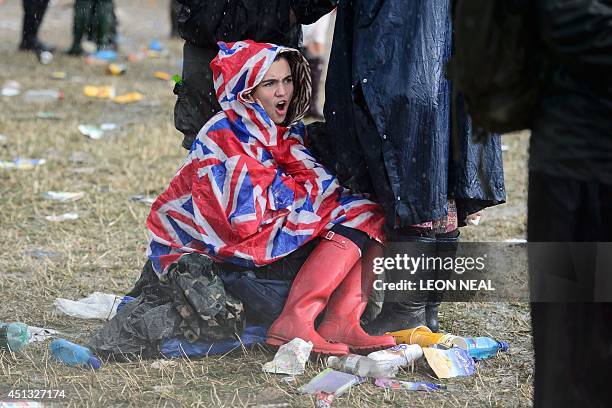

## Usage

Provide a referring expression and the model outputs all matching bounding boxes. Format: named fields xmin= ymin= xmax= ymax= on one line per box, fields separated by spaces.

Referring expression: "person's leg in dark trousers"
xmin=528 ymin=171 xmax=612 ymax=407
xmin=20 ymin=0 xmax=54 ymax=52
xmin=174 ymin=43 xmax=221 ymax=150
xmin=170 ymin=0 xmax=181 ymax=38
xmin=66 ymin=0 xmax=92 ymax=56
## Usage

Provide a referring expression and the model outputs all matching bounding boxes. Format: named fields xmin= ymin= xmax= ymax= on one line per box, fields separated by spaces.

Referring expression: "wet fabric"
xmin=147 ymin=40 xmax=385 ymax=274
xmin=323 ymin=0 xmax=506 ymax=229
xmin=89 ymin=254 xmax=244 ymax=358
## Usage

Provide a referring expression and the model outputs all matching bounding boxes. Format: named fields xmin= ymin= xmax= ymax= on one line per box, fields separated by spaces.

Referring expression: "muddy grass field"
xmin=0 ymin=1 xmax=533 ymax=406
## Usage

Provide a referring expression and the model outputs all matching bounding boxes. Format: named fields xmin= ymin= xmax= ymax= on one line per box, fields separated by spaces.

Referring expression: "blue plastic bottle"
xmin=465 ymin=337 xmax=509 ymax=360
xmin=50 ymin=339 xmax=101 ymax=369
xmin=0 ymin=322 xmax=30 ymax=352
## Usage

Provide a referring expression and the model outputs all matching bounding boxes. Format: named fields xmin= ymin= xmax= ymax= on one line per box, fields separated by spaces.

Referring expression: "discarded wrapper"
xmin=54 ymin=292 xmax=122 ymax=320
xmin=43 ymin=191 xmax=86 ymax=202
xmin=299 ymin=368 xmax=365 ymax=396
xmin=129 ymin=195 xmax=156 ymax=204
xmin=113 ymin=92 xmax=144 ymax=104
xmin=373 ymin=378 xmax=446 ymax=392
xmin=50 ymin=71 xmax=68 ymax=80
xmin=423 ymin=345 xmax=475 ymax=379
xmin=78 ymin=124 xmax=104 ymax=140
xmin=45 ymin=213 xmax=79 ymax=222
xmin=83 ymin=85 xmax=115 ymax=99
xmin=154 ymin=71 xmax=172 ymax=81
xmin=1 ymin=80 xmax=21 ymax=96
xmin=0 ymin=158 xmax=46 ymax=170
xmin=315 ymin=391 xmax=335 ymax=408
xmin=262 ymin=338 xmax=312 ymax=375
xmin=27 ymin=325 xmax=61 ymax=343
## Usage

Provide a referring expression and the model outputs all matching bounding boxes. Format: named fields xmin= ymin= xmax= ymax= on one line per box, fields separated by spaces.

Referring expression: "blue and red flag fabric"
xmin=146 ymin=40 xmax=385 ymax=274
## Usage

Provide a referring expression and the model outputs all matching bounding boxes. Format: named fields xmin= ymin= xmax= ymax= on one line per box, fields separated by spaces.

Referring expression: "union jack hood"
xmin=146 ymin=40 xmax=385 ymax=274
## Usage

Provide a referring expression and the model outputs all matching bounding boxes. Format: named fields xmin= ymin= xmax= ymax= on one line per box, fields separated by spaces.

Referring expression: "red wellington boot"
xmin=266 ymin=231 xmax=361 ymax=355
xmin=317 ymin=243 xmax=397 ymax=353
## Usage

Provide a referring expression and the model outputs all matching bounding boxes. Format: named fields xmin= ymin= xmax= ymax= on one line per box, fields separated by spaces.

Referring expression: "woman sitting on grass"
xmin=145 ymin=40 xmax=395 ymax=355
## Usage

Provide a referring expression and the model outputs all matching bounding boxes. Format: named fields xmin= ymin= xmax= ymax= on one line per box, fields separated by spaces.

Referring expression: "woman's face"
xmin=250 ymin=57 xmax=294 ymax=125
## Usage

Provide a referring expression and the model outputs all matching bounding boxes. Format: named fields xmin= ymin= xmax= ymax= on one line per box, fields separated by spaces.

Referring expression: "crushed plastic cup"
xmin=0 ymin=158 xmax=46 ymax=170
xmin=1 ymin=80 xmax=21 ymax=96
xmin=386 ymin=326 xmax=467 ymax=350
xmin=262 ymin=338 xmax=312 ymax=375
xmin=83 ymin=85 xmax=115 ymax=99
xmin=113 ymin=92 xmax=144 ymax=104
xmin=45 ymin=213 xmax=79 ymax=222
xmin=43 ymin=191 xmax=86 ymax=202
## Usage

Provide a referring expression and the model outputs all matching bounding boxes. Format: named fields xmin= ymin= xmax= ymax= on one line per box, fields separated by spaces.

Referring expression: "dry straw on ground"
xmin=0 ymin=1 xmax=532 ymax=406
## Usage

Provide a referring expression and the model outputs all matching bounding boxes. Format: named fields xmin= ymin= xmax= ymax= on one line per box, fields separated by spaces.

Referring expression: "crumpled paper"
xmin=27 ymin=325 xmax=61 ymax=343
xmin=54 ymin=292 xmax=122 ymax=320
xmin=262 ymin=338 xmax=312 ymax=375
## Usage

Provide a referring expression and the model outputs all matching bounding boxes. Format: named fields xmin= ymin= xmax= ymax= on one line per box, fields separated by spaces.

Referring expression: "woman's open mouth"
xmin=275 ymin=100 xmax=288 ymax=116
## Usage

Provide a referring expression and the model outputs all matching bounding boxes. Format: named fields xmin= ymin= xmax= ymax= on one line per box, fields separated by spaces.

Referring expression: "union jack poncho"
xmin=146 ymin=40 xmax=385 ymax=274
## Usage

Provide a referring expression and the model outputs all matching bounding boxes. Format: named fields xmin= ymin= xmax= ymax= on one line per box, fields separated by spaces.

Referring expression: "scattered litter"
xmin=27 ymin=325 xmax=60 ymax=343
xmin=38 ymin=50 xmax=53 ymax=65
xmin=68 ymin=167 xmax=96 ymax=174
xmin=93 ymin=50 xmax=117 ymax=61
xmin=100 ymin=122 xmax=118 ymax=131
xmin=113 ymin=92 xmax=144 ymax=104
xmin=280 ymin=376 xmax=295 ymax=384
xmin=54 ymin=292 xmax=122 ymax=320
xmin=35 ymin=111 xmax=65 ymax=120
xmin=50 ymin=71 xmax=68 ymax=80
xmin=504 ymin=238 xmax=527 ymax=244
xmin=387 ymin=325 xmax=467 ymax=350
xmin=83 ymin=85 xmax=115 ymax=99
xmin=107 ymin=63 xmax=126 ymax=76
xmin=150 ymin=360 xmax=178 ymax=370
xmin=465 ymin=336 xmax=509 ymax=360
xmin=501 ymin=144 xmax=509 ymax=151
xmin=129 ymin=194 xmax=156 ymax=204
xmin=154 ymin=71 xmax=172 ymax=81
xmin=299 ymin=368 xmax=365 ymax=396
xmin=43 ymin=191 xmax=86 ymax=202
xmin=0 ymin=322 xmax=30 ymax=352
xmin=50 ymin=338 xmax=101 ymax=369
xmin=22 ymin=249 xmax=61 ymax=259
xmin=127 ymin=51 xmax=145 ymax=63
xmin=367 ymin=343 xmax=423 ymax=369
xmin=327 ymin=354 xmax=398 ymax=378
xmin=78 ymin=124 xmax=104 ymax=139
xmin=315 ymin=391 xmax=335 ymax=408
xmin=0 ymin=158 xmax=46 ymax=170
xmin=262 ymin=338 xmax=312 ymax=375
xmin=45 ymin=213 xmax=79 ymax=222
xmin=1 ymin=80 xmax=21 ymax=96
xmin=467 ymin=214 xmax=481 ymax=226
xmin=0 ymin=134 xmax=7 ymax=143
xmin=149 ymin=40 xmax=163 ymax=52
xmin=24 ymin=89 xmax=63 ymax=103
xmin=423 ymin=345 xmax=475 ymax=379
xmin=146 ymin=40 xmax=168 ymax=58
xmin=373 ymin=378 xmax=446 ymax=392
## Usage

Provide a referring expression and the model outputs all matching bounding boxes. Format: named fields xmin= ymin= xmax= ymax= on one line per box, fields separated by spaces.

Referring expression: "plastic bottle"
xmin=327 ymin=354 xmax=398 ymax=378
xmin=23 ymin=89 xmax=64 ymax=103
xmin=0 ymin=322 xmax=30 ymax=352
xmin=465 ymin=337 xmax=509 ymax=360
xmin=49 ymin=339 xmax=101 ymax=369
xmin=367 ymin=344 xmax=423 ymax=368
